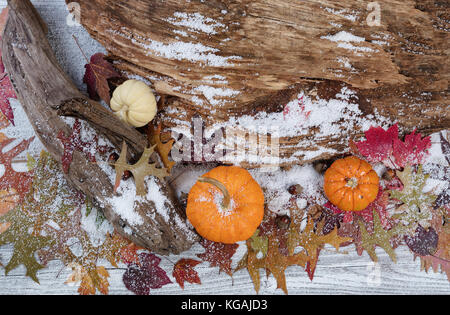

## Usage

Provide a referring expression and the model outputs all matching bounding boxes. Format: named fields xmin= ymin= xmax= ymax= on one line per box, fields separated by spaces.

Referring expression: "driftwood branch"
xmin=74 ymin=0 xmax=449 ymax=167
xmin=2 ymin=0 xmax=198 ymax=255
xmin=57 ymin=98 xmax=147 ymax=157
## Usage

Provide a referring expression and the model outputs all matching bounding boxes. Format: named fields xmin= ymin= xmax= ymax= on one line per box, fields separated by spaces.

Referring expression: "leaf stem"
xmin=198 ymin=176 xmax=231 ymax=209
xmin=72 ymin=34 xmax=89 ymax=63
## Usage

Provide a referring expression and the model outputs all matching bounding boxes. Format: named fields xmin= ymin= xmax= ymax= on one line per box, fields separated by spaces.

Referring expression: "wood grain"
xmin=73 ymin=0 xmax=449 ymax=167
xmin=1 ymin=0 xmax=198 ymax=254
xmin=0 ymin=244 xmax=448 ymax=295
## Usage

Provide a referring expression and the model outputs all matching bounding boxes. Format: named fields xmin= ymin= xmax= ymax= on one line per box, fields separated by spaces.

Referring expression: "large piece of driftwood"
xmin=73 ymin=0 xmax=449 ymax=166
xmin=2 ymin=0 xmax=198 ymax=255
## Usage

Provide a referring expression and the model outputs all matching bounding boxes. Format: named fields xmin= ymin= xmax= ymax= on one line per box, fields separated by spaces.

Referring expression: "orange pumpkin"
xmin=324 ymin=156 xmax=379 ymax=212
xmin=186 ymin=166 xmax=265 ymax=244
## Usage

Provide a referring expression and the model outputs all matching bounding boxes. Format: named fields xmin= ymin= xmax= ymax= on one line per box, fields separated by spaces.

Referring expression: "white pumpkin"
xmin=110 ymin=80 xmax=157 ymax=127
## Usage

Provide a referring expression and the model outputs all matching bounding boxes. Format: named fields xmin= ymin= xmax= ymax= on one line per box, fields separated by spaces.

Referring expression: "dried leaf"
xmin=404 ymin=225 xmax=438 ymax=256
xmin=120 ymin=243 xmax=143 ymax=266
xmin=196 ymin=239 xmax=239 ymax=276
xmin=0 ymin=134 xmax=34 ymax=202
xmin=0 ymin=203 xmax=53 ymax=283
xmin=83 ymin=53 xmax=120 ymax=104
xmin=417 ymin=224 xmax=450 ymax=280
xmin=173 ymin=258 xmax=202 ymax=289
xmin=261 ymin=234 xmax=308 ymax=294
xmin=148 ymin=124 xmax=176 ymax=172
xmin=287 ymin=212 xmax=351 ymax=260
xmin=249 ymin=229 xmax=268 ymax=257
xmin=66 ymin=263 xmax=110 ymax=295
xmin=390 ymin=165 xmax=436 ymax=230
xmin=355 ymin=124 xmax=399 ymax=168
xmin=57 ymin=119 xmax=99 ymax=173
xmin=392 ymin=130 xmax=431 ymax=168
xmin=358 ymin=211 xmax=405 ymax=263
xmin=123 ymin=253 xmax=172 ymax=295
xmin=113 ymin=142 xmax=169 ymax=196
xmin=0 ymin=25 xmax=16 ymax=126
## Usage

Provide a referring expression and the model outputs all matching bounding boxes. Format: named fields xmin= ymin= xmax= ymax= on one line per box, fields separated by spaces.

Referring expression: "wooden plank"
xmin=1 ymin=244 xmax=449 ymax=294
xmin=0 ymin=0 xmax=448 ymax=295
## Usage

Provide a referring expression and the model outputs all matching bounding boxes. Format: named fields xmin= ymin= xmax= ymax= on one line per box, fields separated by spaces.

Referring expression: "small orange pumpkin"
xmin=324 ymin=156 xmax=379 ymax=212
xmin=186 ymin=166 xmax=265 ymax=244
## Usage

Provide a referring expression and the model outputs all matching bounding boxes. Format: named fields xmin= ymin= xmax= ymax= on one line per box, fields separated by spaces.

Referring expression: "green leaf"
xmin=359 ymin=211 xmax=405 ymax=263
xmin=249 ymin=229 xmax=268 ymax=258
xmin=389 ymin=165 xmax=436 ymax=229
xmin=0 ymin=205 xmax=53 ymax=283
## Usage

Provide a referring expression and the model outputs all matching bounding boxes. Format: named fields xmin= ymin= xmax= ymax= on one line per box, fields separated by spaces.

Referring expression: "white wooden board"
xmin=0 ymin=0 xmax=448 ymax=295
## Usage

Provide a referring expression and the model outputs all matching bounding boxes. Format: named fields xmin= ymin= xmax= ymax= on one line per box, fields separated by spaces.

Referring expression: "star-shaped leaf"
xmin=113 ymin=142 xmax=169 ymax=196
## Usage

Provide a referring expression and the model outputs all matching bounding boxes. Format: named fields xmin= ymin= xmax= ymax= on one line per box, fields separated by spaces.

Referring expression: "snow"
xmin=165 ymin=12 xmax=227 ymax=35
xmin=0 ymin=0 xmax=448 ymax=295
xmin=109 ymin=28 xmax=242 ymax=68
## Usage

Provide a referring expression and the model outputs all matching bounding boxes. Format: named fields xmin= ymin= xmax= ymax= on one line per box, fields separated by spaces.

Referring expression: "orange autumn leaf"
xmin=173 ymin=258 xmax=202 ymax=289
xmin=0 ymin=188 xmax=19 ymax=216
xmin=148 ymin=124 xmax=176 ymax=172
xmin=120 ymin=243 xmax=143 ymax=266
xmin=66 ymin=263 xmax=110 ymax=295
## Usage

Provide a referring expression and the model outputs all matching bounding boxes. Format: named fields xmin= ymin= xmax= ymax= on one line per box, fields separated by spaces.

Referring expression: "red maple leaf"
xmin=122 ymin=253 xmax=172 ymax=295
xmin=392 ymin=130 xmax=431 ymax=168
xmin=196 ymin=239 xmax=239 ymax=276
xmin=325 ymin=189 xmax=392 ymax=229
xmin=355 ymin=124 xmax=398 ymax=168
xmin=172 ymin=258 xmax=202 ymax=289
xmin=0 ymin=135 xmax=34 ymax=202
xmin=57 ymin=119 xmax=99 ymax=173
xmin=83 ymin=53 xmax=121 ymax=105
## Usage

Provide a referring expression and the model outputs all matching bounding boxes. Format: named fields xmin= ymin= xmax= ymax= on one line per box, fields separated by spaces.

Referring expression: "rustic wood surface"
xmin=73 ymin=0 xmax=449 ymax=166
xmin=1 ymin=243 xmax=449 ymax=295
xmin=1 ymin=0 xmax=197 ymax=255
xmin=0 ymin=0 xmax=448 ymax=295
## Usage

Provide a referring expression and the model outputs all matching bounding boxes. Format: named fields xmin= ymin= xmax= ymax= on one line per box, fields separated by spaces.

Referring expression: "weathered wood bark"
xmin=73 ymin=0 xmax=449 ymax=166
xmin=2 ymin=0 xmax=198 ymax=255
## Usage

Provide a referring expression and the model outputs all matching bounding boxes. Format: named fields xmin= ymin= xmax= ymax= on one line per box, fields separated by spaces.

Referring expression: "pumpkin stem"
xmin=346 ymin=177 xmax=358 ymax=189
xmin=198 ymin=176 xmax=231 ymax=209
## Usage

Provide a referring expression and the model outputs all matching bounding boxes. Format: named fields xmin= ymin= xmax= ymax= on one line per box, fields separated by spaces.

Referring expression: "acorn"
xmin=276 ymin=215 xmax=291 ymax=230
xmin=288 ymin=184 xmax=303 ymax=196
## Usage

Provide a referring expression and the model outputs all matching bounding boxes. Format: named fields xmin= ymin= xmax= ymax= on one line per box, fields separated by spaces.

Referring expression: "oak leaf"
xmin=172 ymin=258 xmax=202 ymax=289
xmin=390 ymin=165 xmax=436 ymax=230
xmin=113 ymin=141 xmax=169 ymax=196
xmin=0 ymin=203 xmax=53 ymax=283
xmin=358 ymin=210 xmax=405 ymax=263
xmin=148 ymin=124 xmax=176 ymax=172
xmin=83 ymin=53 xmax=120 ymax=105
xmin=0 ymin=134 xmax=34 ymax=202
